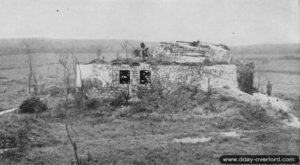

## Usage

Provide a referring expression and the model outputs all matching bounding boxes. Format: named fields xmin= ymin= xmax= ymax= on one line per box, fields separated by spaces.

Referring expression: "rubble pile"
xmin=152 ymin=40 xmax=232 ymax=63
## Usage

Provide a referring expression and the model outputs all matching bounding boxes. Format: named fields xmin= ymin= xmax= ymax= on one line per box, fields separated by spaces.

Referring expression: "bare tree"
xmin=71 ymin=54 xmax=77 ymax=79
xmin=28 ymin=53 xmax=34 ymax=94
xmin=57 ymin=50 xmax=75 ymax=116
xmin=76 ymin=60 xmax=86 ymax=111
xmin=71 ymin=55 xmax=86 ymax=110
xmin=65 ymin=124 xmax=80 ymax=165
xmin=21 ymin=40 xmax=37 ymax=94
xmin=121 ymin=40 xmax=129 ymax=59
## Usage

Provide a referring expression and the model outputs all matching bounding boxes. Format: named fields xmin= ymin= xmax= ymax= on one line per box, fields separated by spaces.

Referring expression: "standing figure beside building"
xmin=266 ymin=80 xmax=272 ymax=96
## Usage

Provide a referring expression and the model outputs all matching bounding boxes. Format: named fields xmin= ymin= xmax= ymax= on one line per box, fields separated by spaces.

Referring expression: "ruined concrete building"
xmin=153 ymin=40 xmax=232 ymax=63
xmin=76 ymin=41 xmax=241 ymax=98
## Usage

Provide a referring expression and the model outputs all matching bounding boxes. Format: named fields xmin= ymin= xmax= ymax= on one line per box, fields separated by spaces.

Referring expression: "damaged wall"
xmin=76 ymin=63 xmax=238 ymax=98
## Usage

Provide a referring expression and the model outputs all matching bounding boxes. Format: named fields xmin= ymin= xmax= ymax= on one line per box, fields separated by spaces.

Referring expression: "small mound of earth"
xmin=218 ymin=88 xmax=300 ymax=128
xmin=172 ymin=137 xmax=211 ymax=143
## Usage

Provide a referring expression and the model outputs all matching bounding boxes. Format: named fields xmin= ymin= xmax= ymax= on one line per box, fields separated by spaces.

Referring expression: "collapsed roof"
xmin=153 ymin=40 xmax=232 ymax=63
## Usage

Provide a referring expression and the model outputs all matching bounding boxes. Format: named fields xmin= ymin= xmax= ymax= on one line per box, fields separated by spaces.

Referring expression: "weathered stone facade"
xmin=76 ymin=63 xmax=238 ymax=98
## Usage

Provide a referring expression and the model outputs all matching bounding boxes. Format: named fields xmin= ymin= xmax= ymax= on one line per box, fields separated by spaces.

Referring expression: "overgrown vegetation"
xmin=236 ymin=62 xmax=256 ymax=94
xmin=85 ymin=98 xmax=101 ymax=110
xmin=57 ymin=51 xmax=77 ymax=109
xmin=19 ymin=97 xmax=47 ymax=113
xmin=132 ymin=85 xmax=200 ymax=114
xmin=21 ymin=40 xmax=38 ymax=95
xmin=240 ymin=104 xmax=274 ymax=125
xmin=46 ymin=86 xmax=64 ymax=96
xmin=0 ymin=115 xmax=58 ymax=162
xmin=1 ymin=81 xmax=296 ymax=165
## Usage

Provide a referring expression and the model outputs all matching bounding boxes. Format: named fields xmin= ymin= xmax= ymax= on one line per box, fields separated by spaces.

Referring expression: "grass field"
xmin=1 ymin=87 xmax=299 ymax=165
xmin=0 ymin=52 xmax=300 ymax=165
xmin=0 ymin=52 xmax=120 ymax=110
xmin=233 ymin=53 xmax=300 ymax=100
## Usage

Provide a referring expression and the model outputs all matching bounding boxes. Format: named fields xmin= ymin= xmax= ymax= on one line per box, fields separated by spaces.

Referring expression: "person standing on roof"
xmin=140 ymin=42 xmax=148 ymax=61
xmin=266 ymin=80 xmax=272 ymax=96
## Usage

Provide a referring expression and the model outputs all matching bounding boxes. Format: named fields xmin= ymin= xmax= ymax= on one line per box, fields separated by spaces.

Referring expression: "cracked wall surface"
xmin=76 ymin=63 xmax=238 ymax=98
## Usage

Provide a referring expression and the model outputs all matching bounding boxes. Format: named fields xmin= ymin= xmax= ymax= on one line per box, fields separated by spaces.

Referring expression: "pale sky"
xmin=0 ymin=0 xmax=299 ymax=45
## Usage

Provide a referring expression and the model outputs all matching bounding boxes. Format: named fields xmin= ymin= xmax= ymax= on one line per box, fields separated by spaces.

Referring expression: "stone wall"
xmin=76 ymin=63 xmax=238 ymax=98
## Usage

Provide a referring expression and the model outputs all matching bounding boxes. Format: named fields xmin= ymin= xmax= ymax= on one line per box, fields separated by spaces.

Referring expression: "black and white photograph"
xmin=0 ymin=0 xmax=299 ymax=164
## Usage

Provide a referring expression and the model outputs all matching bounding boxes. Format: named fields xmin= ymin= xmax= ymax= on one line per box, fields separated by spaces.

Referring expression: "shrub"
xmin=220 ymin=96 xmax=230 ymax=102
xmin=132 ymin=85 xmax=199 ymax=114
xmin=240 ymin=104 xmax=273 ymax=124
xmin=47 ymin=86 xmax=62 ymax=96
xmin=0 ymin=128 xmax=26 ymax=161
xmin=19 ymin=97 xmax=47 ymax=113
xmin=195 ymin=90 xmax=210 ymax=105
xmin=136 ymin=86 xmax=148 ymax=99
xmin=0 ymin=115 xmax=58 ymax=162
xmin=131 ymin=98 xmax=156 ymax=113
xmin=132 ymin=83 xmax=165 ymax=113
xmin=109 ymin=92 xmax=127 ymax=107
xmin=236 ymin=62 xmax=255 ymax=94
xmin=137 ymin=79 xmax=164 ymax=99
xmin=207 ymin=101 xmax=217 ymax=112
xmin=54 ymin=102 xmax=67 ymax=119
xmin=68 ymin=86 xmax=77 ymax=94
xmin=85 ymin=98 xmax=100 ymax=109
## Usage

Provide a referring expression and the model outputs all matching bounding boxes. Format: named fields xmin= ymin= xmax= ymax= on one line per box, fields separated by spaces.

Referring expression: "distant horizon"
xmin=0 ymin=37 xmax=299 ymax=47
